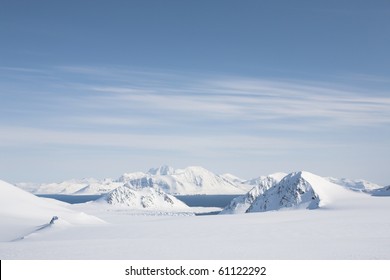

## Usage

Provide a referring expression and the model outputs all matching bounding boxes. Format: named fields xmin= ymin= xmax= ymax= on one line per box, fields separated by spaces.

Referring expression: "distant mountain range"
xmin=7 ymin=166 xmax=388 ymax=214
xmin=16 ymin=165 xmax=252 ymax=195
xmin=15 ymin=165 xmax=386 ymax=197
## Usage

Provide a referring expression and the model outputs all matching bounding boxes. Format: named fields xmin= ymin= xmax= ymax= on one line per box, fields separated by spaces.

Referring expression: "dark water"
xmin=37 ymin=194 xmax=102 ymax=204
xmin=36 ymin=194 xmax=239 ymax=214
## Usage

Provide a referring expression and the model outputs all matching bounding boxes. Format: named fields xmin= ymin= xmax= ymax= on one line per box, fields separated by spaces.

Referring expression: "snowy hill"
xmin=220 ymin=172 xmax=286 ymax=214
xmin=96 ymin=183 xmax=191 ymax=211
xmin=0 ymin=180 xmax=103 ymax=241
xmin=119 ymin=165 xmax=248 ymax=195
xmin=325 ymin=177 xmax=382 ymax=193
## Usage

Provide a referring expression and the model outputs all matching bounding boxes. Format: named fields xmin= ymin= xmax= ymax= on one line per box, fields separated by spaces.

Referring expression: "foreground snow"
xmin=1 ymin=192 xmax=389 ymax=259
xmin=0 ymin=180 xmax=104 ymax=242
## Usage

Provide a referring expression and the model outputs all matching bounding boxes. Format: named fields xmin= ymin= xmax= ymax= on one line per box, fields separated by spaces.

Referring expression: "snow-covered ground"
xmin=0 ymin=188 xmax=389 ymax=259
xmin=1 ymin=195 xmax=389 ymax=259
xmin=1 ymin=170 xmax=389 ymax=260
xmin=0 ymin=180 xmax=104 ymax=243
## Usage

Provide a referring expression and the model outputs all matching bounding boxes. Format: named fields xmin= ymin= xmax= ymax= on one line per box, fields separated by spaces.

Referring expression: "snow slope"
xmin=0 ymin=180 xmax=104 ymax=242
xmin=220 ymin=173 xmax=245 ymax=184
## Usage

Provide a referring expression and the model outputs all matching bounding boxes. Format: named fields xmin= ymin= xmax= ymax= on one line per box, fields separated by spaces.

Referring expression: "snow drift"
xmin=0 ymin=179 xmax=104 ymax=241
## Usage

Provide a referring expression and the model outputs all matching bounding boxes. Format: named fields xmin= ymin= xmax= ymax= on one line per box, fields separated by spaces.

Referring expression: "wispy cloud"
xmin=0 ymin=125 xmax=343 ymax=153
xmin=2 ymin=65 xmax=390 ymax=148
xmin=68 ymin=68 xmax=390 ymax=128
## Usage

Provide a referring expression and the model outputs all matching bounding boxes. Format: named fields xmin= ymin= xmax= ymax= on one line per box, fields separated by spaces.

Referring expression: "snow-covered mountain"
xmin=96 ymin=183 xmax=191 ymax=211
xmin=221 ymin=171 xmax=362 ymax=214
xmin=325 ymin=177 xmax=382 ymax=193
xmin=15 ymin=165 xmax=248 ymax=195
xmin=16 ymin=178 xmax=121 ymax=195
xmin=246 ymin=171 xmax=358 ymax=213
xmin=220 ymin=172 xmax=286 ymax=214
xmin=119 ymin=165 xmax=248 ymax=195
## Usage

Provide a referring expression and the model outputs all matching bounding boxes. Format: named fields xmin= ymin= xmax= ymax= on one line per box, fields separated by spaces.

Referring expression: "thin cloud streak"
xmin=0 ymin=125 xmax=343 ymax=152
xmin=2 ymin=65 xmax=390 ymax=142
xmin=79 ymin=73 xmax=390 ymax=127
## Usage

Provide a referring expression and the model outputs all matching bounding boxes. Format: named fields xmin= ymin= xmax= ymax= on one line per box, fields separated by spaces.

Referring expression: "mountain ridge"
xmin=13 ymin=166 xmax=386 ymax=197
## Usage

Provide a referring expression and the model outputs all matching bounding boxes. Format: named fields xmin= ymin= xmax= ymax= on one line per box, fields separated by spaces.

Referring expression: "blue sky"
xmin=1 ymin=0 xmax=390 ymax=184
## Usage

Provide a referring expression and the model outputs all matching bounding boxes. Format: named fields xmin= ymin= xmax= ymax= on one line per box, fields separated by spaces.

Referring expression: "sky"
xmin=1 ymin=0 xmax=390 ymax=184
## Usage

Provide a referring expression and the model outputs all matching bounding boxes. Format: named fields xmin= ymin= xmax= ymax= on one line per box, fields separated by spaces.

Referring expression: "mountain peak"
xmin=246 ymin=171 xmax=320 ymax=213
xmin=220 ymin=172 xmax=286 ymax=214
xmin=147 ymin=165 xmax=175 ymax=176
